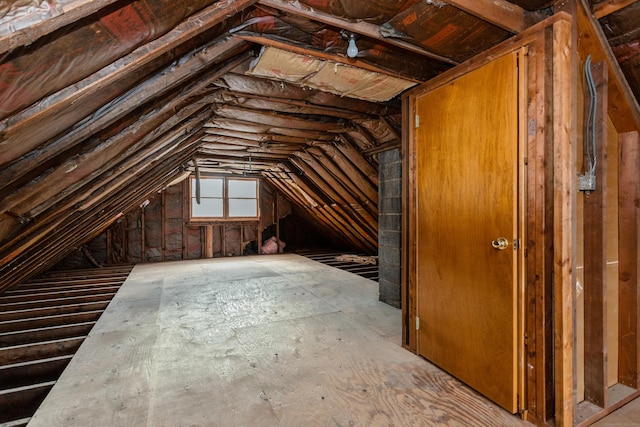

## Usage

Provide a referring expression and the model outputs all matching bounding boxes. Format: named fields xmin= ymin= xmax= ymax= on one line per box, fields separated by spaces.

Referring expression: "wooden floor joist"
xmin=0 ymin=287 xmax=121 ymax=303
xmin=0 ymin=322 xmax=97 ymax=347
xmin=296 ymin=250 xmax=379 ymax=281
xmin=0 ymin=382 xmax=56 ymax=425
xmin=0 ymin=265 xmax=132 ymax=427
xmin=0 ymin=311 xmax=105 ymax=334
xmin=0 ymin=356 xmax=74 ymax=389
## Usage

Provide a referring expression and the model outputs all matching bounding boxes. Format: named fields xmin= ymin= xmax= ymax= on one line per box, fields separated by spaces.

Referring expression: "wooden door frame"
xmin=401 ymin=13 xmax=574 ymax=426
xmin=403 ymin=6 xmax=640 ymax=425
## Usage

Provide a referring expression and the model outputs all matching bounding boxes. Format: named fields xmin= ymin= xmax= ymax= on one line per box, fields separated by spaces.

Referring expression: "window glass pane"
xmin=192 ymin=178 xmax=223 ymax=197
xmin=192 ymin=198 xmax=223 ymax=217
xmin=228 ymin=199 xmax=257 ymax=217
xmin=228 ymin=179 xmax=257 ymax=198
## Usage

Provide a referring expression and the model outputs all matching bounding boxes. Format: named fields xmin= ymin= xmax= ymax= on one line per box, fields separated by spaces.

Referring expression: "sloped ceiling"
xmin=1 ymin=0 xmax=639 ymax=291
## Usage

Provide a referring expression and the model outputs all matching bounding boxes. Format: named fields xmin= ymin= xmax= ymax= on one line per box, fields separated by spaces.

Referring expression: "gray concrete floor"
xmin=29 ymin=255 xmax=531 ymax=426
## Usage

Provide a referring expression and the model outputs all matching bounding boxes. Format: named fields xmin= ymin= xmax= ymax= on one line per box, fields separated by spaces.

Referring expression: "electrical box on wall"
xmin=578 ymin=174 xmax=596 ymax=192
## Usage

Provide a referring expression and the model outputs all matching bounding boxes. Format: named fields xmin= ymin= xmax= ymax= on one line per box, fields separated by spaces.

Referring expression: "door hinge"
xmin=416 ymin=316 xmax=420 ymax=330
xmin=415 ymin=114 xmax=420 ymax=128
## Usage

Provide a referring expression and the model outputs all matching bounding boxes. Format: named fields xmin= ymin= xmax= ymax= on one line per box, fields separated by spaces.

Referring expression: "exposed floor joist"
xmin=0 ymin=265 xmax=132 ymax=427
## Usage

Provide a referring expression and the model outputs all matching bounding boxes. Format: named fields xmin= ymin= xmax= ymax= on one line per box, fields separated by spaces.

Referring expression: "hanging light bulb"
xmin=346 ymin=33 xmax=358 ymax=58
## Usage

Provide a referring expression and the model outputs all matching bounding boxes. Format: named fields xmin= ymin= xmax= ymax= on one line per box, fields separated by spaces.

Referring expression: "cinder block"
xmin=378 ymin=278 xmax=401 ymax=308
xmin=380 ymin=162 xmax=402 ymax=180
xmin=379 ymin=213 xmax=401 ymax=230
xmin=379 ymin=148 xmax=401 ymax=164
xmin=380 ymin=196 xmax=402 ymax=213
xmin=379 ymin=230 xmax=401 ymax=247
xmin=379 ymin=264 xmax=401 ymax=283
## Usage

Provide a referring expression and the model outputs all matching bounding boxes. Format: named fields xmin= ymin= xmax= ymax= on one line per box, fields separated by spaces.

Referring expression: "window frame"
xmin=189 ymin=175 xmax=260 ymax=222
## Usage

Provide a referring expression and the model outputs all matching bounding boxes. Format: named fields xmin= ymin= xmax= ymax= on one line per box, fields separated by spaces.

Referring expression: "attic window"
xmin=190 ymin=177 xmax=259 ymax=221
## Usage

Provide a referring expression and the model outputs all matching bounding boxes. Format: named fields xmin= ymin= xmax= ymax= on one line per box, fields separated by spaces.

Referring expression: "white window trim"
xmin=189 ymin=176 xmax=259 ymax=222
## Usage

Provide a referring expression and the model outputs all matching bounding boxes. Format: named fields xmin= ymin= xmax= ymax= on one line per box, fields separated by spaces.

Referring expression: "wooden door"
xmin=415 ymin=52 xmax=521 ymax=413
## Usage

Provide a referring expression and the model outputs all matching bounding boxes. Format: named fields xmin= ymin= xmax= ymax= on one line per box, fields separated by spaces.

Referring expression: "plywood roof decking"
xmin=28 ymin=255 xmax=528 ymax=426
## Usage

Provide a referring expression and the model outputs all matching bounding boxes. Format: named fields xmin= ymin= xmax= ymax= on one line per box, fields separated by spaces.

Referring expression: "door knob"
xmin=491 ymin=237 xmax=509 ymax=250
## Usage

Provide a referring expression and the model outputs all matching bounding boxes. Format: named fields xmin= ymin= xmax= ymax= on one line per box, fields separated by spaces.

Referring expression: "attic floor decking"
xmin=28 ymin=254 xmax=528 ymax=426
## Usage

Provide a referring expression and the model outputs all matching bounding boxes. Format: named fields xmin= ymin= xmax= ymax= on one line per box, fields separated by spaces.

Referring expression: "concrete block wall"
xmin=378 ymin=148 xmax=402 ymax=308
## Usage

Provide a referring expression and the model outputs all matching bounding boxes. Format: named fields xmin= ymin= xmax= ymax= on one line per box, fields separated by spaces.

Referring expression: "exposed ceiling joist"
xmin=593 ymin=0 xmax=639 ymax=17
xmin=444 ymin=0 xmax=547 ymax=33
xmin=257 ymin=0 xmax=460 ymax=65
xmin=213 ymin=73 xmax=395 ymax=114
xmin=214 ymin=105 xmax=351 ymax=132
xmin=203 ymin=127 xmax=320 ymax=144
xmin=235 ymin=34 xmax=424 ymax=83
xmin=196 ymin=148 xmax=290 ymax=160
xmin=218 ymin=91 xmax=377 ymax=119
xmin=204 ymin=118 xmax=341 ymax=140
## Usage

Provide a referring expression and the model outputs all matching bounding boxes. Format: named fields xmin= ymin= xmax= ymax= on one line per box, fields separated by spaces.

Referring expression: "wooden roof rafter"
xmin=30 ymin=116 xmax=210 ymax=225
xmin=213 ymin=91 xmax=379 ymax=120
xmin=263 ymin=168 xmax=366 ymax=249
xmin=256 ymin=0 xmax=459 ymax=65
xmin=316 ymin=137 xmax=379 ymax=185
xmin=204 ymin=118 xmax=340 ymax=140
xmin=577 ymin=0 xmax=640 ymax=132
xmin=211 ymin=73 xmax=395 ymax=115
xmin=213 ymin=105 xmax=353 ymax=132
xmin=203 ymin=127 xmax=324 ymax=144
xmin=75 ymin=132 xmax=208 ymax=212
xmin=0 ymin=133 xmax=200 ymax=260
xmin=592 ymin=0 xmax=640 ymax=18
xmin=0 ymin=86 xmax=216 ymax=222
xmin=195 ymin=149 xmax=291 ymax=161
xmin=0 ymin=0 xmax=121 ymax=55
xmin=271 ymin=162 xmax=376 ymax=252
xmin=269 ymin=177 xmax=369 ymax=250
xmin=234 ymin=33 xmax=425 ymax=83
xmin=292 ymin=150 xmax=377 ymax=221
xmin=0 ymin=48 xmax=251 ymax=194
xmin=0 ymin=146 xmax=199 ymax=292
xmin=0 ymin=4 xmax=255 ymax=137
xmin=200 ymin=135 xmax=300 ymax=148
xmin=444 ymin=0 xmax=548 ymax=33
xmin=300 ymin=147 xmax=377 ymax=216
xmin=0 ymin=33 xmax=250 ymax=168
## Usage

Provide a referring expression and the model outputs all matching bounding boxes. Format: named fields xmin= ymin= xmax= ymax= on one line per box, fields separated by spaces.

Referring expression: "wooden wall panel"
xmin=582 ymin=60 xmax=609 ymax=408
xmin=164 ymin=184 xmax=184 ymax=261
xmin=524 ymin=26 xmax=555 ymax=425
xmin=605 ymin=117 xmax=620 ymax=388
xmin=551 ymin=18 xmax=577 ymax=427
xmin=618 ymin=131 xmax=640 ymax=388
xmin=83 ymin=179 xmax=303 ymax=264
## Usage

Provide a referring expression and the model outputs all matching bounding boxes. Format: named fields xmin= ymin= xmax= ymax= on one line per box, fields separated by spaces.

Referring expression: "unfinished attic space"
xmin=2 ymin=0 xmax=640 ymax=426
